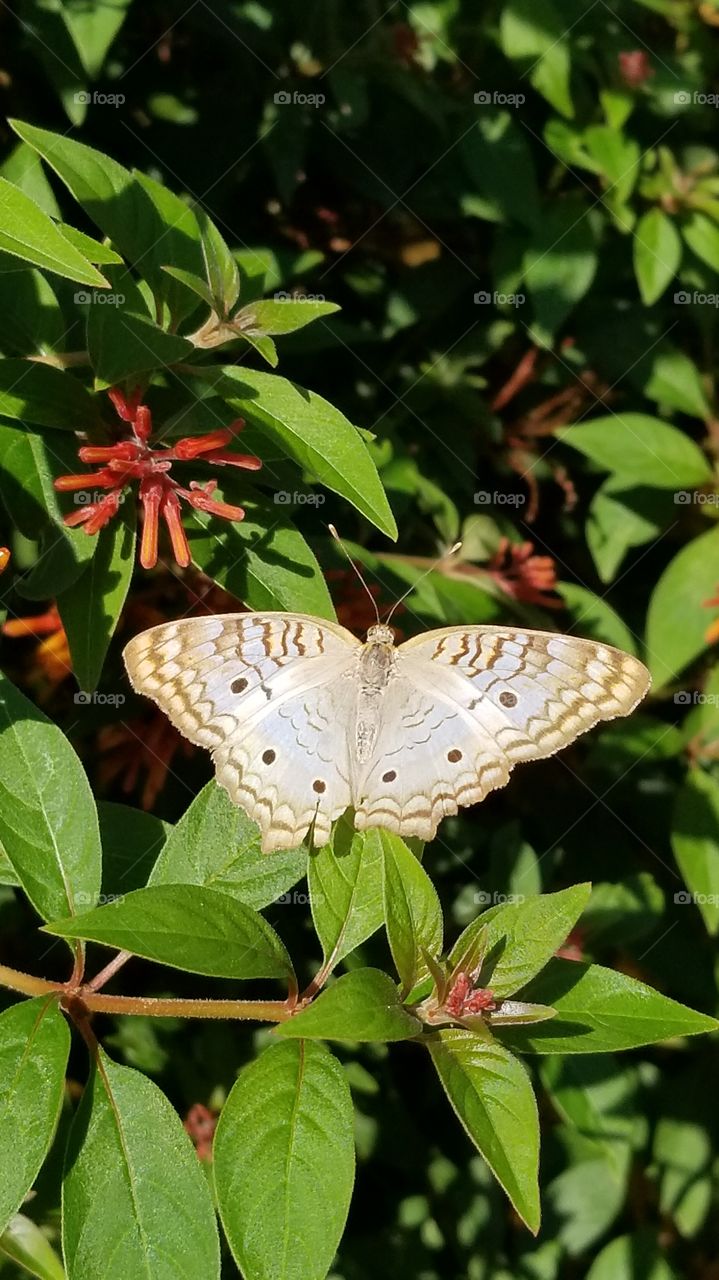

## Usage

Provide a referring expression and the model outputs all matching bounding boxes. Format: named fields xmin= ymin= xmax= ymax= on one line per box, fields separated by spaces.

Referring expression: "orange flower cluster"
xmin=486 ymin=537 xmax=561 ymax=610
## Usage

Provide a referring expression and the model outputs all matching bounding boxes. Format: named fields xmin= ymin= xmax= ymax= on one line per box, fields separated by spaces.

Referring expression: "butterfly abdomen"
xmin=355 ymin=635 xmax=397 ymax=763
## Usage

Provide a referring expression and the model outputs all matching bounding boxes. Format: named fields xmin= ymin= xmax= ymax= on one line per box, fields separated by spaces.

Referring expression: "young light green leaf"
xmin=671 ymin=768 xmax=719 ymax=935
xmin=428 ymin=1028 xmax=540 ymax=1232
xmin=196 ymin=206 xmax=240 ymax=316
xmin=0 ymin=360 xmax=101 ymax=431
xmin=556 ymin=414 xmax=712 ymax=489
xmin=0 ymin=674 xmax=101 ymax=922
xmin=308 ymin=817 xmax=385 ymax=973
xmin=633 ymin=208 xmax=682 ymax=305
xmin=499 ymin=959 xmax=718 ymax=1054
xmin=0 ymin=1212 xmax=65 ymax=1280
xmin=683 ymin=211 xmax=719 ymax=272
xmin=646 ymin=525 xmax=719 ymax=688
xmin=187 ymin=483 xmax=336 ymax=620
xmin=276 ymin=969 xmax=422 ymax=1042
xmin=235 ymin=298 xmax=340 ymax=336
xmin=0 ymin=177 xmax=109 ymax=286
xmin=449 ymin=885 xmax=592 ymax=1000
xmin=215 ymin=367 xmax=397 ymax=538
xmin=44 ymin=884 xmax=293 ymax=981
xmin=150 ymin=781 xmax=306 ymax=911
xmin=62 ymin=1049 xmax=220 ymax=1280
xmin=586 ymin=1231 xmax=678 ymax=1280
xmin=57 ymin=503 xmax=136 ymax=692
xmin=381 ymin=830 xmax=443 ymax=996
xmin=161 ymin=264 xmax=215 ymax=310
xmin=0 ymin=998 xmax=70 ymax=1235
xmin=214 ymin=1041 xmax=354 ymax=1280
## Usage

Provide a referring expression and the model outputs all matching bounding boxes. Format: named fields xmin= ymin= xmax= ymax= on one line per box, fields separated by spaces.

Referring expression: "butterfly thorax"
xmin=355 ymin=627 xmax=397 ymax=762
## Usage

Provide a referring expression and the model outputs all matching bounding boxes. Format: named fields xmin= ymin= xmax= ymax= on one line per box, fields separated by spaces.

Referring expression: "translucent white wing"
xmin=355 ymin=626 xmax=650 ymax=842
xmin=123 ymin=612 xmax=360 ymax=852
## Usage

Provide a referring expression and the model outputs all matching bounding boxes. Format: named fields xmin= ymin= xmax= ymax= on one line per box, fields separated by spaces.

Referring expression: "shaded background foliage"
xmin=1 ymin=1 xmax=719 ymax=1277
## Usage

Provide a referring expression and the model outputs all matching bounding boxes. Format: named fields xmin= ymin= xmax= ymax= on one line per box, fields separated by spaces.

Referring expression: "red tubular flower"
xmin=486 ymin=537 xmax=561 ymax=610
xmin=54 ymin=393 xmax=261 ymax=571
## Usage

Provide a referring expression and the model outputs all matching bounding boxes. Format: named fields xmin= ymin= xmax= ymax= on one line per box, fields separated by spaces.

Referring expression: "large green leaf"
xmin=0 ymin=177 xmax=108 ymax=285
xmin=236 ymin=297 xmax=340 ymax=335
xmin=45 ymin=884 xmax=293 ymax=981
xmin=0 ymin=361 xmax=100 ymax=431
xmin=499 ymin=960 xmax=718 ymax=1053
xmin=308 ymin=817 xmax=385 ymax=972
xmin=214 ymin=367 xmax=397 ymax=537
xmin=557 ymin=414 xmax=712 ymax=489
xmin=646 ymin=524 xmax=719 ymax=687
xmin=187 ymin=483 xmax=336 ymax=619
xmin=633 ymin=209 xmax=682 ymax=305
xmin=214 ymin=1041 xmax=354 ymax=1280
xmin=87 ymin=302 xmax=194 ymax=388
xmin=671 ymin=768 xmax=719 ymax=936
xmin=276 ymin=969 xmax=422 ymax=1042
xmin=381 ymin=830 xmax=443 ymax=996
xmin=0 ymin=674 xmax=101 ymax=921
xmin=149 ymin=781 xmax=306 ymax=911
xmin=428 ymin=1028 xmax=540 ymax=1232
xmin=57 ymin=502 xmax=136 ymax=692
xmin=62 ymin=1049 xmax=220 ymax=1280
xmin=0 ymin=998 xmax=70 ymax=1235
xmin=0 ymin=1212 xmax=65 ymax=1280
xmin=449 ymin=886 xmax=592 ymax=1000
xmin=586 ymin=1231 xmax=678 ymax=1280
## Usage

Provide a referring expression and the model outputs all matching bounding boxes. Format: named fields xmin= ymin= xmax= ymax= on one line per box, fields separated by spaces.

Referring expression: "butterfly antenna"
xmin=385 ymin=541 xmax=463 ymax=625
xmin=328 ymin=524 xmax=381 ymax=625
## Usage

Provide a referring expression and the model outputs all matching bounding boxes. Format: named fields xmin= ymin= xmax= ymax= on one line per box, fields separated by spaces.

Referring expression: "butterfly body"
xmin=123 ymin=612 xmax=650 ymax=853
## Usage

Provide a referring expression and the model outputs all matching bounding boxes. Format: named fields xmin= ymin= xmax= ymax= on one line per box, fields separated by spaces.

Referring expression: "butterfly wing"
xmin=123 ymin=612 xmax=360 ymax=852
xmin=354 ymin=626 xmax=650 ymax=842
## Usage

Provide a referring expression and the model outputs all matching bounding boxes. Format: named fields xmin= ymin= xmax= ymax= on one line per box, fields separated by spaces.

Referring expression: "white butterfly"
xmin=123 ymin=613 xmax=650 ymax=853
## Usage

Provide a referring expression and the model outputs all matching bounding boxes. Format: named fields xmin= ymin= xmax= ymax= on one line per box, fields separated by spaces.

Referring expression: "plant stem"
xmin=75 ymin=992 xmax=294 ymax=1021
xmin=25 ymin=351 xmax=91 ymax=368
xmin=87 ymin=950 xmax=133 ymax=991
xmin=0 ymin=964 xmax=61 ymax=998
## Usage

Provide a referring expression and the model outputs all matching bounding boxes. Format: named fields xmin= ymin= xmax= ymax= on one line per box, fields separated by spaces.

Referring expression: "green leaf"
xmin=186 ymin=482 xmax=336 ymax=619
xmin=682 ymin=211 xmax=719 ymax=272
xmin=98 ymin=801 xmax=172 ymax=898
xmin=308 ymin=817 xmax=385 ymax=973
xmin=87 ymin=298 xmax=194 ymax=388
xmin=0 ymin=1213 xmax=65 ymax=1280
xmin=633 ymin=209 xmax=682 ymax=305
xmin=671 ymin=768 xmax=719 ymax=935
xmin=276 ymin=969 xmax=422 ymax=1042
xmin=428 ymin=1028 xmax=540 ymax=1232
xmin=214 ymin=1041 xmax=354 ymax=1280
xmin=643 ymin=349 xmax=711 ymax=420
xmin=586 ymin=477 xmax=673 ymax=583
xmin=0 ymin=142 xmax=61 ymax=218
xmin=499 ymin=0 xmax=573 ymax=118
xmin=0 ymin=998 xmax=70 ymax=1235
xmin=235 ymin=298 xmax=340 ymax=336
xmin=0 ymin=425 xmax=97 ymax=600
xmin=63 ymin=1049 xmax=220 ymax=1280
xmin=557 ymin=414 xmax=712 ymax=489
xmin=523 ymin=200 xmax=596 ymax=343
xmin=0 ymin=177 xmax=109 ymax=286
xmin=0 ymin=360 xmax=101 ymax=431
xmin=449 ymin=886 xmax=592 ymax=1000
xmin=586 ymin=1232 xmax=678 ymax=1280
xmin=56 ymin=222 xmax=124 ymax=265
xmin=558 ymin=582 xmax=637 ymax=655
xmin=646 ymin=524 xmax=719 ymax=687
xmin=149 ymin=781 xmax=306 ymax=911
xmin=499 ymin=960 xmax=718 ymax=1053
xmin=215 ymin=367 xmax=397 ymax=538
xmin=60 ymin=0 xmax=133 ymax=79
xmin=44 ymin=884 xmax=293 ymax=981
xmin=196 ymin=206 xmax=240 ymax=316
xmin=57 ymin=502 xmax=136 ymax=692
xmin=381 ymin=830 xmax=443 ymax=996
xmin=0 ymin=674 xmax=101 ymax=921
xmin=460 ymin=112 xmax=539 ymax=229
xmin=540 ymin=1054 xmax=645 ymax=1170
xmin=161 ymin=264 xmax=215 ymax=310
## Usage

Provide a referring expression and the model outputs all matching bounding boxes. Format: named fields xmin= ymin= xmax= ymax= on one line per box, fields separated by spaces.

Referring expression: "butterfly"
xmin=123 ymin=612 xmax=650 ymax=853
